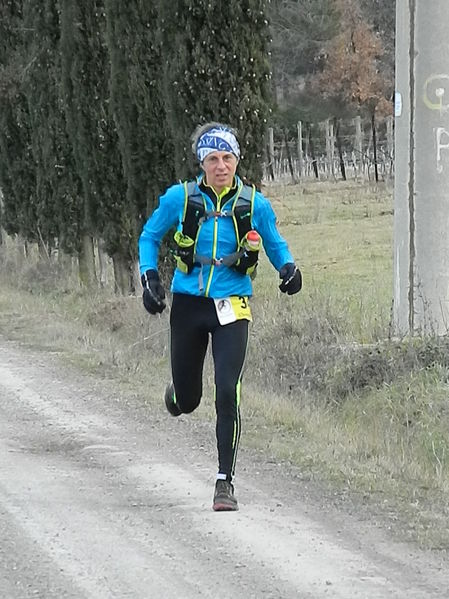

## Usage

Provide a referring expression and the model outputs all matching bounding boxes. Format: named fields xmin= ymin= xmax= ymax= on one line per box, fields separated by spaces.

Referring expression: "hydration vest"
xmin=173 ymin=180 xmax=260 ymax=280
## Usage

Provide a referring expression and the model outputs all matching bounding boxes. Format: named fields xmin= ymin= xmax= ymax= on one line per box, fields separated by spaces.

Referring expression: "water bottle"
xmin=244 ymin=230 xmax=261 ymax=252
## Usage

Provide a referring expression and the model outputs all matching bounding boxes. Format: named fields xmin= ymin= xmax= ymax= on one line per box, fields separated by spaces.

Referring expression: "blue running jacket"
xmin=139 ymin=175 xmax=294 ymax=298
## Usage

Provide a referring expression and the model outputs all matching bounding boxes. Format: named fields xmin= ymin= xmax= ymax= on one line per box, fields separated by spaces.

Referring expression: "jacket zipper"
xmin=204 ymin=195 xmax=221 ymax=297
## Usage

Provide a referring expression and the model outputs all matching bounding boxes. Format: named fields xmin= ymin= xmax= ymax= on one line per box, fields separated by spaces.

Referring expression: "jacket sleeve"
xmin=252 ymin=191 xmax=295 ymax=271
xmin=138 ymin=184 xmax=184 ymax=275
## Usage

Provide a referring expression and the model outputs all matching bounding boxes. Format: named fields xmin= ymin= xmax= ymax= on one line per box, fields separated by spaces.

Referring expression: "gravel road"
xmin=0 ymin=338 xmax=448 ymax=598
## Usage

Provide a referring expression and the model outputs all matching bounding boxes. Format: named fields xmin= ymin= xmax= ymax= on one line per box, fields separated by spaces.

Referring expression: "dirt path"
xmin=0 ymin=337 xmax=447 ymax=598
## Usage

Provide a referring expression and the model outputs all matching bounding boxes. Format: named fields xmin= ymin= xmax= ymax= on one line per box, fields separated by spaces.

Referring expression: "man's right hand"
xmin=141 ymin=269 xmax=166 ymax=314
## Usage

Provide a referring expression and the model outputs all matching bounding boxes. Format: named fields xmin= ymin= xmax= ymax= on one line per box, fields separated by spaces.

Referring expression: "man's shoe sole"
xmin=212 ymin=500 xmax=239 ymax=512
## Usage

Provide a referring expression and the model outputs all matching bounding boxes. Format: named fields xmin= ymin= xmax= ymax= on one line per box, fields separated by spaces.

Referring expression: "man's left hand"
xmin=279 ymin=263 xmax=302 ymax=295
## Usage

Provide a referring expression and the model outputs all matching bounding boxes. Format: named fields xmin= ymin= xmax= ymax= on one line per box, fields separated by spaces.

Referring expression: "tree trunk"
xmin=97 ymin=239 xmax=107 ymax=288
xmin=266 ymin=127 xmax=275 ymax=181
xmin=304 ymin=126 xmax=310 ymax=176
xmin=386 ymin=115 xmax=394 ymax=176
xmin=15 ymin=235 xmax=28 ymax=269
xmin=297 ymin=121 xmax=304 ymax=178
xmin=0 ymin=191 xmax=3 ymax=246
xmin=38 ymin=238 xmax=49 ymax=261
xmin=112 ymin=253 xmax=135 ymax=295
xmin=354 ymin=115 xmax=363 ymax=178
xmin=308 ymin=123 xmax=319 ymax=180
xmin=325 ymin=119 xmax=335 ymax=178
xmin=334 ymin=117 xmax=347 ymax=181
xmin=283 ymin=128 xmax=296 ymax=183
xmin=371 ymin=112 xmax=379 ymax=183
xmin=58 ymin=248 xmax=73 ymax=273
xmin=78 ymin=234 xmax=97 ymax=287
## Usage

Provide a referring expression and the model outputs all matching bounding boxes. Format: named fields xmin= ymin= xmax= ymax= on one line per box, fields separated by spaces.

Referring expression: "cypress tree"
xmin=0 ymin=0 xmax=38 ymax=243
xmin=60 ymin=0 xmax=133 ymax=290
xmin=22 ymin=1 xmax=56 ymax=252
xmin=105 ymin=0 xmax=178 ymax=286
xmin=59 ymin=0 xmax=105 ymax=244
xmin=104 ymin=0 xmax=175 ymax=221
xmin=21 ymin=0 xmax=83 ymax=256
xmin=158 ymin=0 xmax=272 ymax=185
xmin=59 ymin=0 xmax=97 ymax=284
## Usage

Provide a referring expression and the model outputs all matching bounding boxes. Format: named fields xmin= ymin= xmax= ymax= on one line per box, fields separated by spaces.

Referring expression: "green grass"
xmin=1 ymin=180 xmax=449 ymax=549
xmin=258 ymin=180 xmax=393 ymax=341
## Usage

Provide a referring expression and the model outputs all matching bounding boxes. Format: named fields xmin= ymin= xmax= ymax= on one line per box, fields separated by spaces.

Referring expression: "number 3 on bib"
xmin=214 ymin=296 xmax=252 ymax=325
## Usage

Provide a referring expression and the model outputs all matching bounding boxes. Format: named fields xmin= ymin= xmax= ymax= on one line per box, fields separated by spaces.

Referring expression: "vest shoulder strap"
xmin=182 ymin=181 xmax=206 ymax=240
xmin=185 ymin=180 xmax=199 ymax=199
xmin=238 ymin=184 xmax=255 ymax=203
xmin=231 ymin=184 xmax=256 ymax=242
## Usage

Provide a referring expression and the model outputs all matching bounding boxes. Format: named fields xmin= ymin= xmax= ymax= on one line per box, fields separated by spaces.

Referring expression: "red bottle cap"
xmin=247 ymin=230 xmax=260 ymax=243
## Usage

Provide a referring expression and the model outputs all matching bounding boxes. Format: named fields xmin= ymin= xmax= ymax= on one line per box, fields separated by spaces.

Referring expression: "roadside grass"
xmin=1 ymin=180 xmax=449 ymax=549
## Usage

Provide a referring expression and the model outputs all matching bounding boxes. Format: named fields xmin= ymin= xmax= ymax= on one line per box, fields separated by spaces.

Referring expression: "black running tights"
xmin=169 ymin=293 xmax=249 ymax=482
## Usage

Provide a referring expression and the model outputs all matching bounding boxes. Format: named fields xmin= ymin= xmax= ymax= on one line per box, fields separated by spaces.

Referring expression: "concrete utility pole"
xmin=394 ymin=0 xmax=449 ymax=335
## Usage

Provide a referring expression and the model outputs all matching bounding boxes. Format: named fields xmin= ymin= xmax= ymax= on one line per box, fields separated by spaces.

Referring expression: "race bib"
xmin=214 ymin=296 xmax=252 ymax=325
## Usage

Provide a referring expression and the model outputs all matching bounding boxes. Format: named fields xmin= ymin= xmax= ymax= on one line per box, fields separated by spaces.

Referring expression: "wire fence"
xmin=263 ymin=115 xmax=394 ymax=183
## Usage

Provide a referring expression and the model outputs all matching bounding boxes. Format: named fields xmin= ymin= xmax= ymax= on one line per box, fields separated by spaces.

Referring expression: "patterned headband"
xmin=196 ymin=126 xmax=240 ymax=162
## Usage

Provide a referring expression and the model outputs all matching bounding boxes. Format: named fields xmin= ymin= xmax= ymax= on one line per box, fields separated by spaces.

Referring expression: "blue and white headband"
xmin=196 ymin=126 xmax=240 ymax=162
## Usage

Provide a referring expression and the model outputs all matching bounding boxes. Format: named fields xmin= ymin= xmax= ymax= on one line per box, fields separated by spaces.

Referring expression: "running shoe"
xmin=164 ymin=383 xmax=182 ymax=417
xmin=213 ymin=480 xmax=238 ymax=511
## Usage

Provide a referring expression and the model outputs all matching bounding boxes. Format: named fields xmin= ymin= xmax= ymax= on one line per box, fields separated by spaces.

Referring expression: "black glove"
xmin=279 ymin=263 xmax=302 ymax=295
xmin=141 ymin=269 xmax=166 ymax=314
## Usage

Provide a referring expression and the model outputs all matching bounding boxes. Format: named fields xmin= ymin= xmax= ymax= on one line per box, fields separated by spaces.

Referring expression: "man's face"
xmin=201 ymin=151 xmax=238 ymax=192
